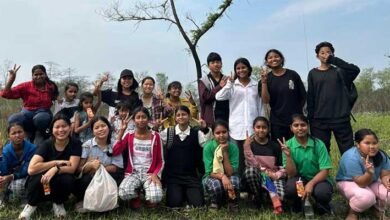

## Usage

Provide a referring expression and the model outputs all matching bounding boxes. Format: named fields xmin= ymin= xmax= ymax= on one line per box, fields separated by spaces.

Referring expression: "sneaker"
xmin=75 ymin=201 xmax=88 ymax=213
xmin=53 ymin=203 xmax=66 ymax=218
xmin=209 ymin=203 xmax=219 ymax=212
xmin=18 ymin=204 xmax=37 ymax=220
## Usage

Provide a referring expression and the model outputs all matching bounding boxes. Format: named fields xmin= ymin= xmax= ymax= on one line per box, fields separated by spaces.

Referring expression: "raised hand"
xmin=277 ymin=137 xmax=290 ymax=157
xmin=363 ymin=155 xmax=374 ymax=174
xmin=8 ymin=64 xmax=21 ymax=79
xmin=156 ymin=88 xmax=164 ymax=100
xmin=101 ymin=74 xmax=109 ymax=83
xmin=261 ymin=65 xmax=268 ymax=84
xmin=185 ymin=90 xmax=196 ymax=105
xmin=219 ymin=76 xmax=228 ymax=87
xmin=120 ymin=113 xmax=131 ymax=131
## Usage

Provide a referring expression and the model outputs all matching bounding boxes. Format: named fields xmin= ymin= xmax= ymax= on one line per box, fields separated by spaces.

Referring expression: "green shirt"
xmin=203 ymin=139 xmax=239 ymax=179
xmin=282 ymin=136 xmax=332 ymax=180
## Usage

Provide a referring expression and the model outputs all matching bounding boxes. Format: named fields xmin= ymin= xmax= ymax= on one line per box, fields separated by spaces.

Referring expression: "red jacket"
xmin=198 ymin=74 xmax=223 ymax=126
xmin=113 ymin=131 xmax=164 ymax=177
xmin=0 ymin=81 xmax=55 ymax=111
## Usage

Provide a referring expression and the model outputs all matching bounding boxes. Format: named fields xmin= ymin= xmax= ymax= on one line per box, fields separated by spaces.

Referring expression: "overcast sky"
xmin=0 ymin=0 xmax=389 ymax=86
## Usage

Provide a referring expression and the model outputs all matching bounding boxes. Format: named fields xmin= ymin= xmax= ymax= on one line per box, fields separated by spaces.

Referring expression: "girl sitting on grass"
xmin=280 ymin=114 xmax=333 ymax=215
xmin=0 ymin=123 xmax=36 ymax=207
xmin=336 ymin=128 xmax=390 ymax=220
xmin=19 ymin=114 xmax=82 ymax=219
xmin=112 ymin=107 xmax=164 ymax=209
xmin=243 ymin=117 xmax=285 ymax=213
xmin=203 ymin=120 xmax=240 ymax=212
xmin=160 ymin=105 xmax=211 ymax=208
xmin=73 ymin=116 xmax=123 ymax=213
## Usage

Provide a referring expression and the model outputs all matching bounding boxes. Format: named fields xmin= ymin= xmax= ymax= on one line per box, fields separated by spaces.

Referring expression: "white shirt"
xmin=160 ymin=125 xmax=212 ymax=146
xmin=132 ymin=138 xmax=153 ymax=172
xmin=215 ymin=78 xmax=264 ymax=140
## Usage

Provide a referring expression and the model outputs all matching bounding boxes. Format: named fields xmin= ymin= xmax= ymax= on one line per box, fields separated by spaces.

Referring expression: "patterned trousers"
xmin=2 ymin=178 xmax=28 ymax=201
xmin=203 ymin=176 xmax=240 ymax=205
xmin=119 ymin=171 xmax=163 ymax=203
xmin=243 ymin=167 xmax=285 ymax=199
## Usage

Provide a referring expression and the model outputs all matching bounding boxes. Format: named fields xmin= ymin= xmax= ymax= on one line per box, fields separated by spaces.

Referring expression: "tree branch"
xmin=191 ymin=0 xmax=232 ymax=46
xmin=103 ymin=0 xmax=176 ymax=25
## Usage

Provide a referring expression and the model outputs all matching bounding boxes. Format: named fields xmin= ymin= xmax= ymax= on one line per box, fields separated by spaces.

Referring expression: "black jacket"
xmin=307 ymin=56 xmax=360 ymax=123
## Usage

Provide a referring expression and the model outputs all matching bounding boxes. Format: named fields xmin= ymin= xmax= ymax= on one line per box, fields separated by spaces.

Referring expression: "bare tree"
xmin=102 ymin=0 xmax=233 ymax=80
xmin=44 ymin=61 xmax=62 ymax=79
xmin=0 ymin=59 xmax=13 ymax=89
xmin=62 ymin=67 xmax=77 ymax=81
xmin=133 ymin=71 xmax=148 ymax=83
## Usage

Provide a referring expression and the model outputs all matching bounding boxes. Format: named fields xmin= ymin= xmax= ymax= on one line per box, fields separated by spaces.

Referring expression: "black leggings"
xmin=284 ymin=176 xmax=333 ymax=214
xmin=26 ymin=173 xmax=75 ymax=206
xmin=165 ymin=183 xmax=203 ymax=208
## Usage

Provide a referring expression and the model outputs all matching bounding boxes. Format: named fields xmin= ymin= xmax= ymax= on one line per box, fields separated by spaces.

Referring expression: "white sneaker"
xmin=53 ymin=203 xmax=66 ymax=218
xmin=18 ymin=204 xmax=37 ymax=220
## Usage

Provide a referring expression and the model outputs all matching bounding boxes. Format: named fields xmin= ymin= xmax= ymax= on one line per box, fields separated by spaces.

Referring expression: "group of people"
xmin=0 ymin=41 xmax=389 ymax=220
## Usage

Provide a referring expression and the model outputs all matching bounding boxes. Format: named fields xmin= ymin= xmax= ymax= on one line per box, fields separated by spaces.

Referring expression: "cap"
xmin=120 ymin=69 xmax=134 ymax=78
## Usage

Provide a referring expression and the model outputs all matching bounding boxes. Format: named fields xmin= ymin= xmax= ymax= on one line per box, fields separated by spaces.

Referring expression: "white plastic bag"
xmin=83 ymin=165 xmax=118 ymax=212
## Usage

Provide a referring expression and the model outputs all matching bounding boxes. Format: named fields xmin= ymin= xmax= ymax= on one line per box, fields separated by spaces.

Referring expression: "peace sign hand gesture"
xmin=8 ymin=64 xmax=21 ymax=79
xmin=277 ymin=137 xmax=291 ymax=157
xmin=185 ymin=90 xmax=196 ymax=106
xmin=363 ymin=155 xmax=374 ymax=174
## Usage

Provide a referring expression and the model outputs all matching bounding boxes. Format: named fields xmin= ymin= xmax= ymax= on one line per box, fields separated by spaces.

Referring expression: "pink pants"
xmin=337 ymin=181 xmax=390 ymax=212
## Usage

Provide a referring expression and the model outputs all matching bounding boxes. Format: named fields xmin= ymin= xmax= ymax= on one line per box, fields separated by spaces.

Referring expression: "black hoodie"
xmin=307 ymin=56 xmax=360 ymax=123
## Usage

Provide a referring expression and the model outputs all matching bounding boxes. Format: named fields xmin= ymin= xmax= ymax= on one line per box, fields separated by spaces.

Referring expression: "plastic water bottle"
xmin=304 ymin=198 xmax=314 ymax=219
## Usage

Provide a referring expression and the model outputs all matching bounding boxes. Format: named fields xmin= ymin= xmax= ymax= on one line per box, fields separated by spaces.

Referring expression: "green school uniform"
xmin=203 ymin=139 xmax=239 ymax=179
xmin=282 ymin=136 xmax=333 ymax=181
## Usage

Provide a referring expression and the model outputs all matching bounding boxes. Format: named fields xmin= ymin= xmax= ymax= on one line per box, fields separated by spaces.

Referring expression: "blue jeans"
xmin=8 ymin=108 xmax=52 ymax=132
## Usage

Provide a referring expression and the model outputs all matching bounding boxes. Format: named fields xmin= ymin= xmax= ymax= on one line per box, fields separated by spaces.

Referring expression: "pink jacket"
xmin=113 ymin=131 xmax=164 ymax=177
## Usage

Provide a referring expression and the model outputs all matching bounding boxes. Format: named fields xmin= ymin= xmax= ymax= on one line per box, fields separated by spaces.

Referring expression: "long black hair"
xmin=32 ymin=64 xmax=59 ymax=101
xmin=233 ymin=57 xmax=252 ymax=80
xmin=90 ymin=116 xmax=113 ymax=145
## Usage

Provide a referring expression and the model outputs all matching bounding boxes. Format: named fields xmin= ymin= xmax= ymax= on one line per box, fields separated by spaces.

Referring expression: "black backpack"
xmin=336 ymin=68 xmax=358 ymax=121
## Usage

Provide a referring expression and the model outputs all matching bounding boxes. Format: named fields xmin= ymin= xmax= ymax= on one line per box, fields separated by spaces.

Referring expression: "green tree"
xmin=102 ymin=0 xmax=233 ymax=80
xmin=155 ymin=72 xmax=168 ymax=95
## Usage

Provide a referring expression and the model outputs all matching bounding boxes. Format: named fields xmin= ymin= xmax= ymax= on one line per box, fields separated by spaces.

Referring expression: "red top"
xmin=0 ymin=81 xmax=55 ymax=111
xmin=112 ymin=131 xmax=164 ymax=177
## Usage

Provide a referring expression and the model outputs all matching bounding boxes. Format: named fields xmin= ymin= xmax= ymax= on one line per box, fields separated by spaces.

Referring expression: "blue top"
xmin=0 ymin=140 xmax=36 ymax=179
xmin=82 ymin=138 xmax=123 ymax=169
xmin=336 ymin=147 xmax=390 ymax=183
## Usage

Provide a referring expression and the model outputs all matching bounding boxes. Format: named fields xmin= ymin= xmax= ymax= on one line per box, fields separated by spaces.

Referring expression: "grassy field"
xmin=1 ymin=99 xmax=389 ymax=219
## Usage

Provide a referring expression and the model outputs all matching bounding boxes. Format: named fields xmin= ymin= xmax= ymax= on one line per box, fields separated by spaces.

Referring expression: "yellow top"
xmin=163 ymin=97 xmax=199 ymax=128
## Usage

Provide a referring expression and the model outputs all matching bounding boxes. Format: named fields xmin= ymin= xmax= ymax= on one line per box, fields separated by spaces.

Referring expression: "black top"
xmin=164 ymin=128 xmax=203 ymax=185
xmin=307 ymin=56 xmax=360 ymax=123
xmin=251 ymin=139 xmax=282 ymax=167
xmin=36 ymin=137 xmax=82 ymax=161
xmin=208 ymin=73 xmax=229 ymax=123
xmin=259 ymin=69 xmax=306 ymax=126
xmin=101 ymin=89 xmax=142 ymax=112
